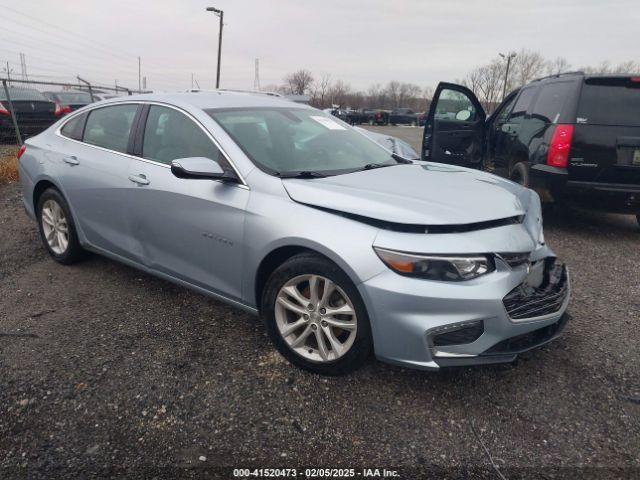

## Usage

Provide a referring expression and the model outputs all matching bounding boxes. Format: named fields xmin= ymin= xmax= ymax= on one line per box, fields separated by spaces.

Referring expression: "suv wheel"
xmin=262 ymin=253 xmax=372 ymax=375
xmin=37 ymin=188 xmax=86 ymax=264
xmin=509 ymin=161 xmax=530 ymax=187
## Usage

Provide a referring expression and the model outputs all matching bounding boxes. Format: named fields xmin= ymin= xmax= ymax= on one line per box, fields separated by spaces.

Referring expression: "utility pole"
xmin=206 ymin=7 xmax=224 ymax=89
xmin=138 ymin=56 xmax=141 ymax=93
xmin=254 ymin=58 xmax=260 ymax=91
xmin=143 ymin=76 xmax=147 ymax=90
xmin=19 ymin=53 xmax=28 ymax=82
xmin=499 ymin=52 xmax=517 ymax=101
xmin=4 ymin=61 xmax=13 ymax=84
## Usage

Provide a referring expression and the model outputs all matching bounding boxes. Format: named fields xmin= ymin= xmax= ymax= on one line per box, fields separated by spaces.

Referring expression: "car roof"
xmin=98 ymin=90 xmax=316 ymax=111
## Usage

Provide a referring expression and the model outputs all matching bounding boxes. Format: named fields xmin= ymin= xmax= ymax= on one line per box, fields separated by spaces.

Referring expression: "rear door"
xmin=570 ymin=76 xmax=640 ymax=185
xmin=423 ymin=82 xmax=486 ymax=167
xmin=57 ymin=103 xmax=140 ymax=259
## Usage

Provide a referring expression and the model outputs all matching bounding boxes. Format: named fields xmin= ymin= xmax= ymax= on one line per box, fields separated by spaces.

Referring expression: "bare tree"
xmin=310 ymin=73 xmax=332 ymax=108
xmin=284 ymin=69 xmax=314 ymax=95
xmin=512 ymin=49 xmax=547 ymax=86
xmin=328 ymin=79 xmax=351 ymax=107
xmin=546 ymin=57 xmax=571 ymax=75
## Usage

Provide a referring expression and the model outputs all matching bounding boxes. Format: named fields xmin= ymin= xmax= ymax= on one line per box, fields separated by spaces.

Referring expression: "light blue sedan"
xmin=17 ymin=92 xmax=570 ymax=374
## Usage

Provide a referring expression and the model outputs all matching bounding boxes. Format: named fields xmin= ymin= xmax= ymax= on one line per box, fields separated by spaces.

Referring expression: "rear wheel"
xmin=509 ymin=161 xmax=530 ymax=187
xmin=37 ymin=188 xmax=86 ymax=264
xmin=262 ymin=253 xmax=372 ymax=375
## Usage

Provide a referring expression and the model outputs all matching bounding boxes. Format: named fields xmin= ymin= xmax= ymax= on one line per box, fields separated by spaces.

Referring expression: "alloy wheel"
xmin=41 ymin=199 xmax=69 ymax=254
xmin=275 ymin=274 xmax=357 ymax=363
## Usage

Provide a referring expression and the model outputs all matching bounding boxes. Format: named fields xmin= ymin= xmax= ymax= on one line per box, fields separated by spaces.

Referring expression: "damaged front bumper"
xmin=358 ymin=247 xmax=571 ymax=371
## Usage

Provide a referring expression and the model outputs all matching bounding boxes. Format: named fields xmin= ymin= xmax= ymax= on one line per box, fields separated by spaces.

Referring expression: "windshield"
xmin=207 ymin=107 xmax=403 ymax=176
xmin=55 ymin=92 xmax=93 ymax=103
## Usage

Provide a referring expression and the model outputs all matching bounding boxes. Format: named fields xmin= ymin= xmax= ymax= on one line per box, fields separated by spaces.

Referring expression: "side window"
xmin=434 ymin=88 xmax=476 ymax=122
xmin=507 ymin=87 xmax=536 ymax=124
xmin=83 ymin=104 xmax=138 ymax=153
xmin=142 ymin=105 xmax=227 ymax=167
xmin=531 ymin=82 xmax=573 ymax=124
xmin=60 ymin=113 xmax=87 ymax=141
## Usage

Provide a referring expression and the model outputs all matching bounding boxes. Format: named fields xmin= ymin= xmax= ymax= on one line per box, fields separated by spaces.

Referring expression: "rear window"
xmin=55 ymin=92 xmax=93 ymax=104
xmin=0 ymin=88 xmax=48 ymax=101
xmin=532 ymin=82 xmax=573 ymax=123
xmin=577 ymin=78 xmax=640 ymax=126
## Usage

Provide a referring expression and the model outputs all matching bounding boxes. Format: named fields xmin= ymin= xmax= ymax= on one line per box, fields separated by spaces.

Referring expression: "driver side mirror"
xmin=170 ymin=157 xmax=238 ymax=183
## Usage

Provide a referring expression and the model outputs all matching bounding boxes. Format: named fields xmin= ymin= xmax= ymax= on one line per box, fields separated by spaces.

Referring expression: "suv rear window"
xmin=532 ymin=81 xmax=573 ymax=123
xmin=577 ymin=78 xmax=640 ymax=126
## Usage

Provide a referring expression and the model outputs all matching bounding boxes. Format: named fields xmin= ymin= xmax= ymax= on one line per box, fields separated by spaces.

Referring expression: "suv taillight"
xmin=17 ymin=145 xmax=26 ymax=160
xmin=0 ymin=102 xmax=9 ymax=116
xmin=547 ymin=124 xmax=574 ymax=169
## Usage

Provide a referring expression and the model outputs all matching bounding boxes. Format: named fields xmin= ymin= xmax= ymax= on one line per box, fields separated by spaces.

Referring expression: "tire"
xmin=37 ymin=188 xmax=86 ymax=265
xmin=509 ymin=161 xmax=530 ymax=187
xmin=261 ymin=253 xmax=372 ymax=375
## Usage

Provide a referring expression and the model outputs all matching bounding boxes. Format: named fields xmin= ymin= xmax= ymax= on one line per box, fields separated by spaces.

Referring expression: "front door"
xmin=127 ymin=104 xmax=249 ymax=301
xmin=423 ymin=82 xmax=486 ymax=167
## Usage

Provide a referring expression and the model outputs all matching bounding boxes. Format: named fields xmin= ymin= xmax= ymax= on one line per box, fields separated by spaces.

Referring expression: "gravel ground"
xmin=1 ymin=126 xmax=639 ymax=479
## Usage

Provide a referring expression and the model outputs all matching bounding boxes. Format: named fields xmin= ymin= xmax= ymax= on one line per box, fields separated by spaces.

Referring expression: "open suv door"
xmin=422 ymin=82 xmax=486 ymax=167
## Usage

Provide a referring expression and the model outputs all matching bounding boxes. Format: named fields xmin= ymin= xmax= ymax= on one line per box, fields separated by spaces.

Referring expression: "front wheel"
xmin=262 ymin=253 xmax=372 ymax=375
xmin=37 ymin=188 xmax=86 ymax=264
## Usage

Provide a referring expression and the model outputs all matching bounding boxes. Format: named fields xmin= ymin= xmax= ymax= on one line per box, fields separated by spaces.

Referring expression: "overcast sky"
xmin=0 ymin=0 xmax=638 ymax=92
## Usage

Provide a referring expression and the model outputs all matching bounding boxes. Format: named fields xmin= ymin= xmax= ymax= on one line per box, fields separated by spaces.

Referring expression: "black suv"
xmin=422 ymin=73 xmax=640 ymax=225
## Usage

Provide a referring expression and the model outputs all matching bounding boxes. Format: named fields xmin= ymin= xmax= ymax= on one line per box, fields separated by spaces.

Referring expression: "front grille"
xmin=502 ymin=260 xmax=568 ymax=320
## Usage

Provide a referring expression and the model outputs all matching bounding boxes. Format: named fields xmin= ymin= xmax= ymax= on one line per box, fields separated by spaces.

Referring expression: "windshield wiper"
xmin=278 ymin=170 xmax=327 ymax=179
xmin=391 ymin=153 xmax=416 ymax=163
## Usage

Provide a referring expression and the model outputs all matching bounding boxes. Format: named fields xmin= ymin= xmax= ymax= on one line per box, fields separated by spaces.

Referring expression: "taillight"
xmin=547 ymin=124 xmax=574 ymax=169
xmin=54 ymin=102 xmax=64 ymax=116
xmin=0 ymin=102 xmax=9 ymax=116
xmin=17 ymin=145 xmax=26 ymax=160
xmin=376 ymin=112 xmax=381 ymax=118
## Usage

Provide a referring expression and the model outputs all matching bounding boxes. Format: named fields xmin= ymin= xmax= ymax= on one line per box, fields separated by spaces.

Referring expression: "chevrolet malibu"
xmin=17 ymin=92 xmax=570 ymax=375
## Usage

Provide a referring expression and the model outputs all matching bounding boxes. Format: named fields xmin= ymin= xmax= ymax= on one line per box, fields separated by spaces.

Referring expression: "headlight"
xmin=374 ymin=247 xmax=494 ymax=281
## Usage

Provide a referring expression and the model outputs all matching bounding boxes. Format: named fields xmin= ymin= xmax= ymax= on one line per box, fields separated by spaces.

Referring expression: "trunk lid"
xmin=569 ymin=76 xmax=640 ymax=185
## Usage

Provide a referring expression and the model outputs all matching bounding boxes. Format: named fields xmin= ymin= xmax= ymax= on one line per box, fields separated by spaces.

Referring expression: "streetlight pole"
xmin=206 ymin=6 xmax=224 ymax=89
xmin=499 ymin=52 xmax=516 ymax=101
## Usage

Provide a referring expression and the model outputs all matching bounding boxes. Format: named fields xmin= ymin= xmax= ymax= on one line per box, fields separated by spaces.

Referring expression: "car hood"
xmin=282 ymin=163 xmax=529 ymax=226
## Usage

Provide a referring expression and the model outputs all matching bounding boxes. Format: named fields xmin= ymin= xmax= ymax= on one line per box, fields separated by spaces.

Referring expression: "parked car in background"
xmin=324 ymin=107 xmax=348 ymax=122
xmin=389 ymin=108 xmax=419 ymax=126
xmin=0 ymin=87 xmax=64 ymax=141
xmin=424 ymin=73 xmax=640 ymax=226
xmin=354 ymin=126 xmax=419 ymax=159
xmin=18 ymin=91 xmax=569 ymax=374
xmin=363 ymin=109 xmax=390 ymax=126
xmin=343 ymin=109 xmax=367 ymax=125
xmin=43 ymin=90 xmax=94 ymax=112
xmin=92 ymin=93 xmax=119 ymax=101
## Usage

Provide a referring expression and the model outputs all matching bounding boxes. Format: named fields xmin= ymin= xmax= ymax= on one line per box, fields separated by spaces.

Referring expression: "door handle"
xmin=128 ymin=174 xmax=150 ymax=186
xmin=63 ymin=156 xmax=79 ymax=166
